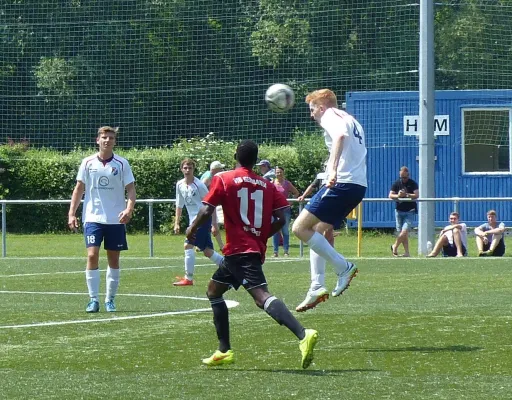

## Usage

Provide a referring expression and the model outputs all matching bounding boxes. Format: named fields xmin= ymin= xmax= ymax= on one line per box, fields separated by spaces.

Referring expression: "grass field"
xmin=1 ymin=234 xmax=511 ymax=399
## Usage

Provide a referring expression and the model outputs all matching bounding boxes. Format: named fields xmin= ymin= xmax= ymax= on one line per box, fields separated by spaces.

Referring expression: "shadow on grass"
xmin=208 ymin=368 xmax=380 ymax=376
xmin=365 ymin=345 xmax=481 ymax=353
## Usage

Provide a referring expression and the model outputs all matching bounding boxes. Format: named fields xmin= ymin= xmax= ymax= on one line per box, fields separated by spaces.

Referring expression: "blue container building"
xmin=345 ymin=90 xmax=512 ymax=228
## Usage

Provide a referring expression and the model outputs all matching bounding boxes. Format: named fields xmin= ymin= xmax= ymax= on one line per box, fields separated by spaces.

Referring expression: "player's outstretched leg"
xmin=294 ymin=214 xmax=359 ymax=299
xmin=299 ymin=329 xmax=318 ymax=369
xmin=260 ymin=294 xmax=319 ymax=368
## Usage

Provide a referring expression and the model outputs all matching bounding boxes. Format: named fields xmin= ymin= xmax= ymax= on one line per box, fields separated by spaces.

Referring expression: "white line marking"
xmin=0 ymin=256 xmax=185 ymax=261
xmin=0 ymin=291 xmax=239 ymax=330
xmin=0 ymin=256 xmax=300 ymax=261
xmin=0 ymin=264 xmax=207 ymax=278
xmin=0 ymin=259 xmax=296 ymax=278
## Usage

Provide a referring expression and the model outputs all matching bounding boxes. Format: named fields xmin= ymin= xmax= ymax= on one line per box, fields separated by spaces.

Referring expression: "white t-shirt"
xmin=445 ymin=223 xmax=468 ymax=248
xmin=316 ymin=172 xmax=327 ymax=185
xmin=77 ymin=153 xmax=135 ymax=224
xmin=320 ymin=108 xmax=367 ymax=187
xmin=175 ymin=177 xmax=209 ymax=225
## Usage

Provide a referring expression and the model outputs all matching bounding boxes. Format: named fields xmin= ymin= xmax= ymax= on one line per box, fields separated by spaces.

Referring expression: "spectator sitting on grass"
xmin=426 ymin=212 xmax=467 ymax=258
xmin=474 ymin=210 xmax=506 ymax=257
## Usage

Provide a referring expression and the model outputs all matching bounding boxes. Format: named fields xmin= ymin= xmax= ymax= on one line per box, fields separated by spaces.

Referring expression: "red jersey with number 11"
xmin=203 ymin=167 xmax=289 ymax=259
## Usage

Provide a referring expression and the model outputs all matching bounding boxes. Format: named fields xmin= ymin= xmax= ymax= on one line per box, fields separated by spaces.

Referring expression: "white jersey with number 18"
xmin=77 ymin=153 xmax=135 ymax=224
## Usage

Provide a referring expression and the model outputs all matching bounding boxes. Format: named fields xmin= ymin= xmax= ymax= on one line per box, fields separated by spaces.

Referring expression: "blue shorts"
xmin=395 ymin=210 xmax=415 ymax=232
xmin=186 ymin=218 xmax=214 ymax=251
xmin=305 ymin=183 xmax=366 ymax=229
xmin=84 ymin=222 xmax=128 ymax=251
xmin=442 ymin=243 xmax=467 ymax=257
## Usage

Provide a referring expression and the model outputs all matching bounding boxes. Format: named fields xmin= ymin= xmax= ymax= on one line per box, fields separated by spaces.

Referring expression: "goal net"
xmin=0 ymin=1 xmax=510 ymax=151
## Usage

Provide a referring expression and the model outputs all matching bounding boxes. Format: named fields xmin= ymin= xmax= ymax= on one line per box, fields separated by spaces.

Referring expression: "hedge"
xmin=0 ymin=133 xmax=327 ymax=233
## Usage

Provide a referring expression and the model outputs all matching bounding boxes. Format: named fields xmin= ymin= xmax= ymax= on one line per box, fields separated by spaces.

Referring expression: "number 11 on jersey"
xmin=237 ymin=188 xmax=263 ymax=228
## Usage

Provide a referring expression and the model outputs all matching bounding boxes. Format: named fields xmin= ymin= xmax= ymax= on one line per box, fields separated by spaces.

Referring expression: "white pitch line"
xmin=0 ymin=256 xmax=300 ymax=261
xmin=0 ymin=256 xmax=305 ymax=261
xmin=0 ymin=256 xmax=187 ymax=261
xmin=0 ymin=291 xmax=239 ymax=330
xmin=0 ymin=258 xmax=297 ymax=278
xmin=0 ymin=264 xmax=208 ymax=278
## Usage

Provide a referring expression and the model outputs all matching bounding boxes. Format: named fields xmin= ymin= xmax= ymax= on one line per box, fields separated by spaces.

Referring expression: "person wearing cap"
xmin=256 ymin=159 xmax=276 ymax=181
xmin=201 ymin=161 xmax=225 ymax=188
xmin=200 ymin=160 xmax=226 ymax=250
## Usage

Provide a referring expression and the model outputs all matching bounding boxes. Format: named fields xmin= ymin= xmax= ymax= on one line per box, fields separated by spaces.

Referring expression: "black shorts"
xmin=483 ymin=240 xmax=506 ymax=256
xmin=442 ymin=243 xmax=467 ymax=257
xmin=211 ymin=253 xmax=267 ymax=291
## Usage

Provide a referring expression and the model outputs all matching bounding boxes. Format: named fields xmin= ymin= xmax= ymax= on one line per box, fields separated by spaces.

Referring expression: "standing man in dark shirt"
xmin=389 ymin=166 xmax=419 ymax=257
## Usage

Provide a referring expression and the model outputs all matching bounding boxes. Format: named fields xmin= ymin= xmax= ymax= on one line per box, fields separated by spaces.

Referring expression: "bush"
xmin=0 ymin=133 xmax=327 ymax=233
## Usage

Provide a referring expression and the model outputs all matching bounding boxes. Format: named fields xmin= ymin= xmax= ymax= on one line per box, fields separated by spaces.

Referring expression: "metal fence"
xmin=1 ymin=197 xmax=511 ymax=258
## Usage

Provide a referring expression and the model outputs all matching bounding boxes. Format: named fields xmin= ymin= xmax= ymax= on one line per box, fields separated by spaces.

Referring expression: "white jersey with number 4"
xmin=320 ymin=107 xmax=367 ymax=187
xmin=77 ymin=153 xmax=135 ymax=224
xmin=175 ymin=177 xmax=209 ymax=225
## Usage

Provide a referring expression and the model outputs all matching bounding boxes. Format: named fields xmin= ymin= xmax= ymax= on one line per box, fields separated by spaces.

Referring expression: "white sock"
xmin=184 ymin=248 xmax=196 ymax=280
xmin=105 ymin=266 xmax=120 ymax=302
xmin=85 ymin=269 xmax=100 ymax=300
xmin=310 ymin=249 xmax=326 ymax=291
xmin=209 ymin=251 xmax=224 ymax=266
xmin=307 ymin=231 xmax=348 ymax=275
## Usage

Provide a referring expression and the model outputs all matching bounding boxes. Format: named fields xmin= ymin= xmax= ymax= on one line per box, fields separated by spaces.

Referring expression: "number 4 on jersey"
xmin=353 ymin=125 xmax=363 ymax=144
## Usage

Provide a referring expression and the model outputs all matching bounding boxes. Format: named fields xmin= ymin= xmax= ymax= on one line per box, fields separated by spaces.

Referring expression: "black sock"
xmin=210 ymin=297 xmax=230 ymax=353
xmin=264 ymin=296 xmax=305 ymax=340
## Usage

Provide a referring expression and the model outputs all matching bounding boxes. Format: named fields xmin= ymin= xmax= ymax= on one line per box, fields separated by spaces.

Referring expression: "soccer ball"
xmin=265 ymin=84 xmax=295 ymax=113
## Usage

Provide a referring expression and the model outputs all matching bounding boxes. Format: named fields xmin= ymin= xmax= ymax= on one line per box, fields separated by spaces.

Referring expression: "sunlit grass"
xmin=0 ymin=238 xmax=511 ymax=399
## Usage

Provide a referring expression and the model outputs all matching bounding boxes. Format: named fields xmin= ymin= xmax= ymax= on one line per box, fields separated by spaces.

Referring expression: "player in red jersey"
xmin=186 ymin=139 xmax=318 ymax=369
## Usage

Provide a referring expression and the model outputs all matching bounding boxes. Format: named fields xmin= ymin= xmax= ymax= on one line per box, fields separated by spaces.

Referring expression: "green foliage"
xmin=249 ymin=0 xmax=311 ymax=68
xmin=172 ymin=133 xmax=237 ymax=172
xmin=3 ymin=1 xmax=512 ymax=149
xmin=119 ymin=148 xmax=183 ymax=233
xmin=290 ymin=130 xmax=329 ymax=189
xmin=435 ymin=1 xmax=512 ymax=89
xmin=33 ymin=57 xmax=77 ymax=97
xmin=0 ymin=134 xmax=326 ymax=233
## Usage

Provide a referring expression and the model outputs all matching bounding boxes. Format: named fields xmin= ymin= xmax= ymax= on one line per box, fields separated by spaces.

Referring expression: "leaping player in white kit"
xmin=292 ymin=89 xmax=367 ymax=312
xmin=68 ymin=126 xmax=136 ymax=313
